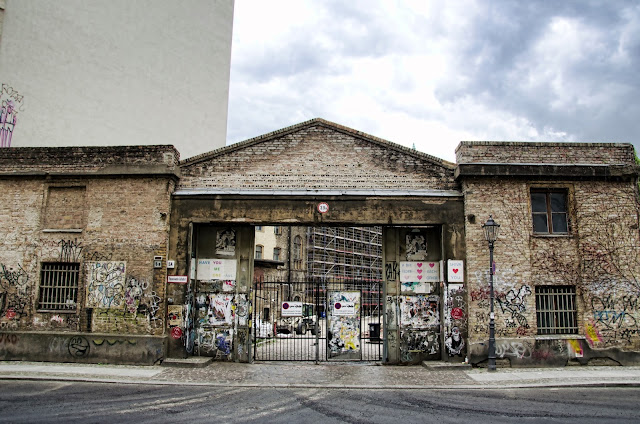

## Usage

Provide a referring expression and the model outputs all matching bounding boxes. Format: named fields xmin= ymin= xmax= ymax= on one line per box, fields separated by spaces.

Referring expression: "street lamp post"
xmin=482 ymin=215 xmax=500 ymax=372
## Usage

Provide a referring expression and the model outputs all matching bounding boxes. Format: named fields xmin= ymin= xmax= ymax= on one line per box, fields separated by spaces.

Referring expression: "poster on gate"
xmin=400 ymin=261 xmax=439 ymax=283
xmin=447 ymin=260 xmax=464 ymax=283
xmin=328 ymin=291 xmax=361 ymax=359
xmin=197 ymin=259 xmax=237 ymax=281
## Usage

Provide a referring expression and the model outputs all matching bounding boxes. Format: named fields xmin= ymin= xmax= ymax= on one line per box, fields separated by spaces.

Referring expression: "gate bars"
xmin=253 ymin=275 xmax=384 ymax=362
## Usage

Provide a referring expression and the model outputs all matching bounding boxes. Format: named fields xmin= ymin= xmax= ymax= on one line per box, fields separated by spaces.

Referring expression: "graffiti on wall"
xmin=585 ymin=319 xmax=603 ymax=346
xmin=496 ymin=285 xmax=531 ymax=335
xmin=59 ymin=239 xmax=83 ymax=262
xmin=385 ymin=262 xmax=399 ymax=281
xmin=2 ymin=237 xmax=163 ymax=332
xmin=68 ymin=336 xmax=90 ymax=357
xmin=470 ymin=265 xmax=532 ymax=337
xmin=92 ymin=308 xmax=144 ymax=333
xmin=31 ymin=238 xmax=113 ymax=265
xmin=85 ymin=262 xmax=127 ymax=309
xmin=122 ymin=275 xmax=162 ymax=328
xmin=589 ymin=294 xmax=640 ymax=346
xmin=495 ymin=339 xmax=533 ymax=359
xmin=0 ymin=263 xmax=31 ymax=326
xmin=493 ymin=338 xmax=571 ymax=362
xmin=1 ymin=84 xmax=23 ymax=148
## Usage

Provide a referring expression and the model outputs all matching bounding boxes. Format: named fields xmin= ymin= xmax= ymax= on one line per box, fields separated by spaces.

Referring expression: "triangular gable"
xmin=178 ymin=118 xmax=458 ymax=192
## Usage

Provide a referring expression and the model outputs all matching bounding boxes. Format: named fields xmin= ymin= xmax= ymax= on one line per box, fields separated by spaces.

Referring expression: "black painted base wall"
xmin=0 ymin=332 xmax=167 ymax=365
xmin=469 ymin=338 xmax=640 ymax=367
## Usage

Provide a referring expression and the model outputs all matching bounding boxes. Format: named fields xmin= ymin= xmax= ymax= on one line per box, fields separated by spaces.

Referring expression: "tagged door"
xmin=327 ymin=290 xmax=361 ymax=360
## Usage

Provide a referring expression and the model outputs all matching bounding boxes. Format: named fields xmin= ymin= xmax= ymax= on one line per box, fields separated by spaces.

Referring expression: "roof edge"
xmin=455 ymin=140 xmax=636 ymax=153
xmin=180 ymin=118 xmax=455 ymax=169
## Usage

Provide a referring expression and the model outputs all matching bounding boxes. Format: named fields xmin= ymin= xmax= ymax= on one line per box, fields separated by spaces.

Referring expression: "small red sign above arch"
xmin=317 ymin=202 xmax=329 ymax=214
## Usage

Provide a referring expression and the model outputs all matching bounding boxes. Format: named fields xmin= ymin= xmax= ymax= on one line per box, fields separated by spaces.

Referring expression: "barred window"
xmin=535 ymin=286 xmax=577 ymax=335
xmin=38 ymin=262 xmax=80 ymax=311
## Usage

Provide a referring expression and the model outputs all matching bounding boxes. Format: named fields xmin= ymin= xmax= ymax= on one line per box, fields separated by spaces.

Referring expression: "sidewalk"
xmin=0 ymin=360 xmax=638 ymax=389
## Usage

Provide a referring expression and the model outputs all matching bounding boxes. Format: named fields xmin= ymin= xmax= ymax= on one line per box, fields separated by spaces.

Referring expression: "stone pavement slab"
xmin=0 ymin=361 xmax=163 ymax=379
xmin=466 ymin=365 xmax=640 ymax=387
xmin=0 ymin=361 xmax=638 ymax=389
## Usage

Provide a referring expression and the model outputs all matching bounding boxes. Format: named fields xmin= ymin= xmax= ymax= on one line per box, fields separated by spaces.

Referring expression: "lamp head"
xmin=482 ymin=215 xmax=500 ymax=244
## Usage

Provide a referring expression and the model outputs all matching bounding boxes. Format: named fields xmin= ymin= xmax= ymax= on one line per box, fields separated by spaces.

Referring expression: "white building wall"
xmin=0 ymin=0 xmax=233 ymax=159
xmin=255 ymin=226 xmax=278 ymax=260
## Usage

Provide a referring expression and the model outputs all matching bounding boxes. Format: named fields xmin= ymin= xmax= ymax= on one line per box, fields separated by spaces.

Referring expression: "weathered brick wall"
xmin=573 ymin=181 xmax=640 ymax=350
xmin=463 ymin=179 xmax=537 ymax=342
xmin=463 ymin=175 xmax=640 ymax=364
xmin=0 ymin=147 xmax=176 ymax=337
xmin=456 ymin=141 xmax=635 ymax=165
xmin=180 ymin=123 xmax=458 ymax=191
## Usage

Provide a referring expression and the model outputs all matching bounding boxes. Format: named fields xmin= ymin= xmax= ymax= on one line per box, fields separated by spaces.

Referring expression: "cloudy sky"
xmin=226 ymin=0 xmax=640 ymax=162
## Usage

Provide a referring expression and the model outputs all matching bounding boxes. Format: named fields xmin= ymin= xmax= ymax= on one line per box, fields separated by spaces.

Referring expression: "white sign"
xmin=317 ymin=202 xmax=329 ymax=214
xmin=400 ymin=261 xmax=440 ymax=283
xmin=197 ymin=259 xmax=237 ymax=281
xmin=190 ymin=260 xmax=196 ymax=279
xmin=167 ymin=275 xmax=188 ymax=284
xmin=333 ymin=301 xmax=356 ymax=316
xmin=281 ymin=301 xmax=303 ymax=317
xmin=211 ymin=259 xmax=237 ymax=280
xmin=448 ymin=260 xmax=464 ymax=283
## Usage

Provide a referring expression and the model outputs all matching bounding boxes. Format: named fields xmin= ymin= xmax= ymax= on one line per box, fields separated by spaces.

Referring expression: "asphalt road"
xmin=0 ymin=381 xmax=638 ymax=423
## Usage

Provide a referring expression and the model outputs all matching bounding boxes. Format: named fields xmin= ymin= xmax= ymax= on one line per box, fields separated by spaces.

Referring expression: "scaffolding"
xmin=306 ymin=226 xmax=383 ymax=282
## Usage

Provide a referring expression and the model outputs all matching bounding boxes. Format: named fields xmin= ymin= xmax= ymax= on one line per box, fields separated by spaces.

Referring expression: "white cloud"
xmin=227 ymin=1 xmax=640 ymax=160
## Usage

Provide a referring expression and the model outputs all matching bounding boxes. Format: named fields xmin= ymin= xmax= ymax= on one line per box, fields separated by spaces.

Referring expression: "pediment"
xmin=178 ymin=119 xmax=458 ymax=192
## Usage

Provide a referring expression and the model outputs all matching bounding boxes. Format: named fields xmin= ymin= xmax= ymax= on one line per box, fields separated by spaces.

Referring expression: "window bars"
xmin=535 ymin=286 xmax=577 ymax=335
xmin=38 ymin=262 xmax=80 ymax=311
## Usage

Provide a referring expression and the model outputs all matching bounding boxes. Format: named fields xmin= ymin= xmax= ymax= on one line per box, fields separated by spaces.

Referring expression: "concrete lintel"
xmin=173 ymin=188 xmax=464 ymax=198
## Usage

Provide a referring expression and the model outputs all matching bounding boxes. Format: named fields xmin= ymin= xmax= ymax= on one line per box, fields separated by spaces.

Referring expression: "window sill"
xmin=36 ymin=309 xmax=77 ymax=314
xmin=532 ymin=233 xmax=573 ymax=239
xmin=43 ymin=229 xmax=83 ymax=233
xmin=535 ymin=334 xmax=584 ymax=340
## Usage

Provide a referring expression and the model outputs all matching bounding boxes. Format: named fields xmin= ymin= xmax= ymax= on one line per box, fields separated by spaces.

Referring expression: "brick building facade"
xmin=0 ymin=119 xmax=638 ymax=367
xmin=0 ymin=146 xmax=178 ymax=364
xmin=457 ymin=141 xmax=640 ymax=365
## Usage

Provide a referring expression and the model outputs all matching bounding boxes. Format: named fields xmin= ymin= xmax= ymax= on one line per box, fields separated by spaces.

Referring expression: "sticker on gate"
xmin=332 ymin=301 xmax=356 ymax=316
xmin=281 ymin=301 xmax=303 ymax=317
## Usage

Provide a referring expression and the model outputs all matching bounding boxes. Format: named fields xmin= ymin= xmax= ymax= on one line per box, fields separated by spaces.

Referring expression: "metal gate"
xmin=253 ymin=276 xmax=383 ymax=362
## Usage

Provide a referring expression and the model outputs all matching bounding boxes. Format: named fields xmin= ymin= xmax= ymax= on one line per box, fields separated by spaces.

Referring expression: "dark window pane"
xmin=550 ymin=193 xmax=567 ymax=213
xmin=533 ymin=214 xmax=549 ymax=233
xmin=531 ymin=193 xmax=548 ymax=212
xmin=552 ymin=213 xmax=568 ymax=233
